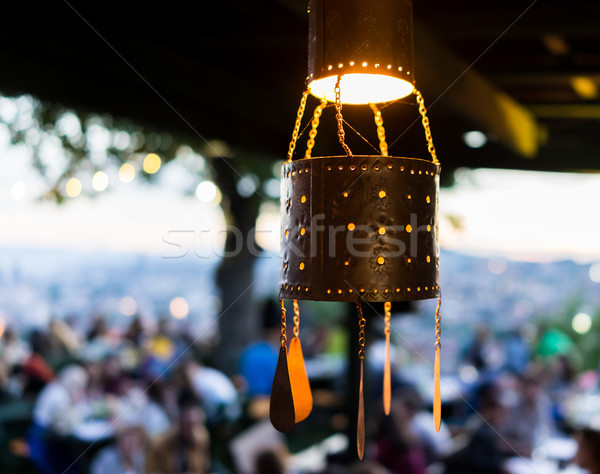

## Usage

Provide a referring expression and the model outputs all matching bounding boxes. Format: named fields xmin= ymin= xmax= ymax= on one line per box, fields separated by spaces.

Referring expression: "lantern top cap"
xmin=308 ymin=0 xmax=415 ymax=104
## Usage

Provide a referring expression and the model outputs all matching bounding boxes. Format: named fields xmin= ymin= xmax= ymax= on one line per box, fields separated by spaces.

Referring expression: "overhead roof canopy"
xmin=1 ymin=0 xmax=598 ymax=176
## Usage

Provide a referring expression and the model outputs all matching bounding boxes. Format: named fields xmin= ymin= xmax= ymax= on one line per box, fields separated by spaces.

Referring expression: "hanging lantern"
xmin=271 ymin=0 xmax=443 ymax=459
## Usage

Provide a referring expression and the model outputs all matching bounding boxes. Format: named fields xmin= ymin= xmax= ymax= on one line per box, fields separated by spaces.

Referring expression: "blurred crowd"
xmin=0 ymin=310 xmax=599 ymax=474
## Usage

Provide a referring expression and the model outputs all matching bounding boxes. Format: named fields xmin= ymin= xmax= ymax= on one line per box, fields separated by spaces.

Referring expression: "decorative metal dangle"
xmin=288 ymin=299 xmax=312 ymax=422
xmin=271 ymin=0 xmax=443 ymax=458
xmin=270 ymin=300 xmax=295 ymax=433
xmin=383 ymin=301 xmax=392 ymax=416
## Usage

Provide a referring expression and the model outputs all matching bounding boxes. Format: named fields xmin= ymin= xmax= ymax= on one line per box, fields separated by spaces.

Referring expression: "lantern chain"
xmin=414 ymin=89 xmax=440 ymax=165
xmin=280 ymin=299 xmax=287 ymax=348
xmin=356 ymin=302 xmax=366 ymax=360
xmin=293 ymin=299 xmax=300 ymax=338
xmin=435 ymin=297 xmax=442 ymax=350
xmin=334 ymin=75 xmax=353 ymax=157
xmin=305 ymin=100 xmax=327 ymax=159
xmin=287 ymin=90 xmax=310 ymax=162
xmin=369 ymin=103 xmax=389 ymax=157
xmin=384 ymin=301 xmax=391 ymax=335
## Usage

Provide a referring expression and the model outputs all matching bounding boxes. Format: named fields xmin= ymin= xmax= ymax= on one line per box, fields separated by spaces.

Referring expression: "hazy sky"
xmin=1 ymin=122 xmax=599 ymax=263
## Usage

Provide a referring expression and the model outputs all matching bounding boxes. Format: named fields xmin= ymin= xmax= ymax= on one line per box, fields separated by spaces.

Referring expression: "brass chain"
xmin=384 ymin=301 xmax=391 ymax=336
xmin=287 ymin=90 xmax=310 ymax=162
xmin=293 ymin=299 xmax=300 ymax=338
xmin=280 ymin=299 xmax=287 ymax=348
xmin=369 ymin=103 xmax=389 ymax=157
xmin=305 ymin=100 xmax=327 ymax=159
xmin=414 ymin=89 xmax=440 ymax=165
xmin=356 ymin=302 xmax=366 ymax=360
xmin=434 ymin=297 xmax=442 ymax=350
xmin=334 ymin=75 xmax=353 ymax=157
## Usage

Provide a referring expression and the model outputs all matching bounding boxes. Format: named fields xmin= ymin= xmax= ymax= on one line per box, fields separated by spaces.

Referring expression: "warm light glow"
xmin=119 ymin=163 xmax=136 ymax=183
xmin=119 ymin=296 xmax=137 ymax=316
xmin=571 ymin=76 xmax=598 ymax=100
xmin=143 ymin=153 xmax=162 ymax=174
xmin=572 ymin=312 xmax=592 ymax=334
xmin=308 ymin=73 xmax=414 ymax=104
xmin=170 ymin=296 xmax=189 ymax=319
xmin=65 ymin=177 xmax=82 ymax=198
xmin=92 ymin=171 xmax=109 ymax=191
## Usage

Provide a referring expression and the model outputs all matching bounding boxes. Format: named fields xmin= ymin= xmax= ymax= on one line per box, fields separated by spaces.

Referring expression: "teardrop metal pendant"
xmin=433 ymin=347 xmax=441 ymax=432
xmin=270 ymin=346 xmax=295 ymax=433
xmin=288 ymin=336 xmax=313 ymax=422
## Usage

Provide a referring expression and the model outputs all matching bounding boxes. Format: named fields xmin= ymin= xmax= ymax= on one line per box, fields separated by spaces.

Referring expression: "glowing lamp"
xmin=270 ymin=0 xmax=443 ymax=459
xmin=307 ymin=0 xmax=415 ymax=104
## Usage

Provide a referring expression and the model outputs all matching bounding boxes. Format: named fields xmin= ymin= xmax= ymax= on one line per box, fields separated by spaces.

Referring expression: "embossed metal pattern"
xmin=307 ymin=0 xmax=415 ymax=84
xmin=279 ymin=156 xmax=439 ymax=302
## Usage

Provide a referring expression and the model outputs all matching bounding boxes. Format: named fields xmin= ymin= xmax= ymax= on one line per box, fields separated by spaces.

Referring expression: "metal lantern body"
xmin=308 ymin=0 xmax=415 ymax=104
xmin=279 ymin=156 xmax=440 ymax=303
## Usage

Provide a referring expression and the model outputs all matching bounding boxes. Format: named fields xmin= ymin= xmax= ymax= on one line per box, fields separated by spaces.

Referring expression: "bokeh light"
xmin=170 ymin=297 xmax=189 ymax=319
xmin=196 ymin=181 xmax=220 ymax=204
xmin=92 ymin=171 xmax=109 ymax=191
xmin=263 ymin=178 xmax=280 ymax=198
xmin=255 ymin=202 xmax=280 ymax=252
xmin=143 ymin=153 xmax=161 ymax=174
xmin=65 ymin=177 xmax=82 ymax=198
xmin=459 ymin=365 xmax=479 ymax=384
xmin=11 ymin=181 xmax=26 ymax=200
xmin=463 ymin=130 xmax=488 ymax=148
xmin=236 ymin=174 xmax=258 ymax=198
xmin=572 ymin=312 xmax=592 ymax=334
xmin=589 ymin=263 xmax=600 ymax=283
xmin=119 ymin=296 xmax=137 ymax=316
xmin=119 ymin=163 xmax=136 ymax=183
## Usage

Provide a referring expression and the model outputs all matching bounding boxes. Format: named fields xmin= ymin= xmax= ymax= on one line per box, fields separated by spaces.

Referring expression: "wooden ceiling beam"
xmin=414 ymin=23 xmax=541 ymax=158
xmin=528 ymin=103 xmax=600 ymax=119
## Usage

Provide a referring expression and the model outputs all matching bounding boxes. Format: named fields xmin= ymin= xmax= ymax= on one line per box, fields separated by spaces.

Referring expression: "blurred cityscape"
xmin=2 ymin=247 xmax=598 ymax=352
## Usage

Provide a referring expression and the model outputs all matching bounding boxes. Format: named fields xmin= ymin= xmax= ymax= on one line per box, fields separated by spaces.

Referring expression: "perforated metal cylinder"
xmin=279 ymin=156 xmax=439 ymax=303
xmin=307 ymin=0 xmax=415 ymax=103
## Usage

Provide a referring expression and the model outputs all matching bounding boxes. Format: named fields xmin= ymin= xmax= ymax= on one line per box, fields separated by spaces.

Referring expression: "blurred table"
xmin=541 ymin=437 xmax=577 ymax=462
xmin=504 ymin=436 xmax=579 ymax=474
xmin=504 ymin=458 xmax=558 ymax=474
xmin=71 ymin=420 xmax=114 ymax=442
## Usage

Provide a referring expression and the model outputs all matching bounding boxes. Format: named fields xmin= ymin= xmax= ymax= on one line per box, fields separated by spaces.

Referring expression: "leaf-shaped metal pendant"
xmin=288 ymin=336 xmax=313 ymax=422
xmin=270 ymin=346 xmax=295 ymax=433
xmin=357 ymin=359 xmax=365 ymax=460
xmin=383 ymin=328 xmax=391 ymax=415
xmin=433 ymin=347 xmax=441 ymax=432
